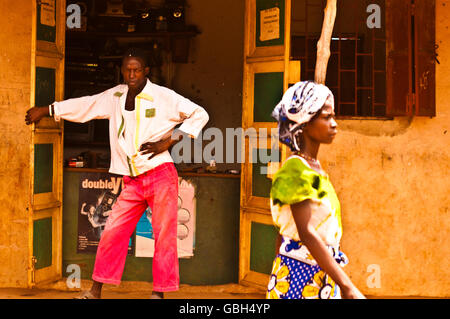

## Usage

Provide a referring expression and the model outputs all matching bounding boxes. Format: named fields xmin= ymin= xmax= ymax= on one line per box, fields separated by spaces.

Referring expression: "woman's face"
xmin=303 ymin=100 xmax=337 ymax=144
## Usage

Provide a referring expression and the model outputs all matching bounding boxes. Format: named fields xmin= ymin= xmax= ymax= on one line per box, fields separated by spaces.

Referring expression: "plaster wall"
xmin=0 ymin=1 xmax=33 ymax=287
xmin=319 ymin=0 xmax=449 ymax=297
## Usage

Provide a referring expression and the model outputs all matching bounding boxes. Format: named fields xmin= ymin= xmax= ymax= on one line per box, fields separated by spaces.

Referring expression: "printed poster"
xmin=260 ymin=7 xmax=280 ymax=42
xmin=40 ymin=0 xmax=56 ymax=27
xmin=77 ymin=173 xmax=195 ymax=258
xmin=77 ymin=173 xmax=134 ymax=254
xmin=135 ymin=178 xmax=196 ymax=258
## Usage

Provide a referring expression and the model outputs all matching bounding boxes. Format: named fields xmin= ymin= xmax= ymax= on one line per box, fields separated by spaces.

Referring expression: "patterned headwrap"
xmin=272 ymin=81 xmax=334 ymax=151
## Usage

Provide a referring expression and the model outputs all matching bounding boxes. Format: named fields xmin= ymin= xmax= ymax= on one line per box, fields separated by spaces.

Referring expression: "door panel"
xmin=34 ymin=143 xmax=54 ymax=195
xmin=33 ymin=207 xmax=61 ymax=283
xmin=37 ymin=0 xmax=57 ymax=43
xmin=246 ymin=0 xmax=287 ymax=58
xmin=255 ymin=0 xmax=285 ymax=48
xmin=240 ymin=0 xmax=296 ymax=288
xmin=253 ymin=71 xmax=284 ymax=123
xmin=29 ymin=0 xmax=65 ymax=287
xmin=35 ymin=67 xmax=56 ymax=107
xmin=32 ymin=133 xmax=62 ymax=210
xmin=33 ymin=217 xmax=53 ymax=270
xmin=249 ymin=221 xmax=278 ymax=274
xmin=239 ymin=210 xmax=278 ymax=288
xmin=243 ymin=60 xmax=285 ymax=130
xmin=241 ymin=134 xmax=280 ymax=210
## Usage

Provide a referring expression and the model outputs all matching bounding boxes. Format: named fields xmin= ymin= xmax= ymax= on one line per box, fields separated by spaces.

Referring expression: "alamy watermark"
xmin=66 ymin=4 xmax=82 ymax=30
xmin=367 ymin=4 xmax=382 ymax=29
xmin=366 ymin=264 xmax=382 ymax=289
xmin=169 ymin=127 xmax=280 ymax=174
xmin=66 ymin=3 xmax=382 ymax=30
xmin=66 ymin=264 xmax=81 ymax=289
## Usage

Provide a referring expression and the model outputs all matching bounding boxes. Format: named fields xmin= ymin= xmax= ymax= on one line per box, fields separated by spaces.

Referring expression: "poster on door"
xmin=40 ymin=0 xmax=56 ymax=27
xmin=135 ymin=178 xmax=196 ymax=258
xmin=76 ymin=173 xmax=134 ymax=255
xmin=259 ymin=7 xmax=280 ymax=42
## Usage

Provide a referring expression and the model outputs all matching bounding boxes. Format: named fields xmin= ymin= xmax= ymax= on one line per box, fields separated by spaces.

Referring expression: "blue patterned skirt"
xmin=266 ymin=236 xmax=348 ymax=299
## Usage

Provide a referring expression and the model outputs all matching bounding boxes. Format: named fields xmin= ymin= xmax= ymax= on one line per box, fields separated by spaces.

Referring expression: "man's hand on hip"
xmin=139 ymin=135 xmax=182 ymax=160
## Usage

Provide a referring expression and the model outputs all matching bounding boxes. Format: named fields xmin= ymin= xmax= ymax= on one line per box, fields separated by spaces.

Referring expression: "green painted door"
xmin=29 ymin=0 xmax=65 ymax=287
xmin=240 ymin=0 xmax=297 ymax=289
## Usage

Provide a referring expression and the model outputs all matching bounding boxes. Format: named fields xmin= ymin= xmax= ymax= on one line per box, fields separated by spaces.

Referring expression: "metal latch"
xmin=30 ymin=256 xmax=37 ymax=285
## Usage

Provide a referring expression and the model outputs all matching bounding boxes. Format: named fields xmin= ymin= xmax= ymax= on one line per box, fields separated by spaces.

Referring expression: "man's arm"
xmin=25 ymin=88 xmax=116 ymax=125
xmin=139 ymin=90 xmax=209 ymax=160
xmin=171 ymin=91 xmax=209 ymax=139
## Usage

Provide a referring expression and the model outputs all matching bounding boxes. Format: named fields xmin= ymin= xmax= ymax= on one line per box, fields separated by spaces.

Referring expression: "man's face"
xmin=121 ymin=57 xmax=149 ymax=91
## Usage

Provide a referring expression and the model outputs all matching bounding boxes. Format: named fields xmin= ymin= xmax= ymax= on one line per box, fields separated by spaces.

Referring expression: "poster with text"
xmin=135 ymin=178 xmax=196 ymax=258
xmin=77 ymin=173 xmax=134 ymax=255
xmin=40 ymin=0 xmax=56 ymax=27
xmin=260 ymin=7 xmax=280 ymax=42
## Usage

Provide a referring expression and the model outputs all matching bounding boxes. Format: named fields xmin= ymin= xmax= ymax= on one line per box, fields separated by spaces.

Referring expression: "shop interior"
xmin=61 ymin=0 xmax=245 ymax=285
xmin=64 ymin=0 xmax=205 ymax=171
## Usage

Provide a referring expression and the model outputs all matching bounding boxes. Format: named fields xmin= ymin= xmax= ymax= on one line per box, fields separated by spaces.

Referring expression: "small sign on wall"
xmin=40 ymin=0 xmax=56 ymax=27
xmin=259 ymin=7 xmax=280 ymax=42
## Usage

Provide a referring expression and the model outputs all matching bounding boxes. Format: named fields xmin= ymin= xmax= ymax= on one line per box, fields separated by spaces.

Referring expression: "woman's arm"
xmin=291 ymin=200 xmax=365 ymax=299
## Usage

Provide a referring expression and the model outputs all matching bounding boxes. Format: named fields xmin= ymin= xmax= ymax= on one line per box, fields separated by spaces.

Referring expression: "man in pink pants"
xmin=93 ymin=163 xmax=180 ymax=292
xmin=25 ymin=48 xmax=209 ymax=299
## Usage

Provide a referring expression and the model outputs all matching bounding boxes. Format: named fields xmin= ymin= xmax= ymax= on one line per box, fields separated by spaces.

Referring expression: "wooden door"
xmin=240 ymin=0 xmax=299 ymax=289
xmin=28 ymin=0 xmax=66 ymax=287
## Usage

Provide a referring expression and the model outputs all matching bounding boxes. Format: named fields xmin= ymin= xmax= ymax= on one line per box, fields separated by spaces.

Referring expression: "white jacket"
xmin=54 ymin=79 xmax=209 ymax=176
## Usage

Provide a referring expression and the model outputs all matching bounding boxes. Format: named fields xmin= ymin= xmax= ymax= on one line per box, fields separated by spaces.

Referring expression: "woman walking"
xmin=267 ymin=81 xmax=365 ymax=299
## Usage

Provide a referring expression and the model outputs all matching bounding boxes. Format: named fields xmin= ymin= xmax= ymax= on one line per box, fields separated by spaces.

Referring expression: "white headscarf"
xmin=272 ymin=81 xmax=334 ymax=151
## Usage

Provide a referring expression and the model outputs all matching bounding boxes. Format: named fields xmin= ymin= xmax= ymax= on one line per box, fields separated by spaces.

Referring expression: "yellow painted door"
xmin=239 ymin=0 xmax=299 ymax=289
xmin=28 ymin=0 xmax=66 ymax=287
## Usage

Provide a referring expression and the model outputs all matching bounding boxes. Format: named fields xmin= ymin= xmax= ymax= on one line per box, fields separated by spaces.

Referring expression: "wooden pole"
xmin=314 ymin=0 xmax=337 ymax=84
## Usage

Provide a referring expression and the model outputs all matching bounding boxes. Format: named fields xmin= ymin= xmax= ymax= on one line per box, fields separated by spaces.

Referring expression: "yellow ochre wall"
xmin=319 ymin=0 xmax=449 ymax=297
xmin=0 ymin=1 xmax=33 ymax=287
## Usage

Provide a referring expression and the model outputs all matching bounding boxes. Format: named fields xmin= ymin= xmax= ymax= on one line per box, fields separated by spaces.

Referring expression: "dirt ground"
xmin=0 ymin=279 xmax=438 ymax=299
xmin=0 ymin=280 xmax=266 ymax=299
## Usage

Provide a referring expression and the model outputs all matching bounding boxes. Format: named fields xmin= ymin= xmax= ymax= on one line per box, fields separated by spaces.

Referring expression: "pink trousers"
xmin=92 ymin=162 xmax=179 ymax=292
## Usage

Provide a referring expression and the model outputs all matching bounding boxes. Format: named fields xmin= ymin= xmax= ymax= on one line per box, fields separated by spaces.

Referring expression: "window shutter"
xmin=414 ymin=0 xmax=436 ymax=117
xmin=386 ymin=0 xmax=412 ymax=116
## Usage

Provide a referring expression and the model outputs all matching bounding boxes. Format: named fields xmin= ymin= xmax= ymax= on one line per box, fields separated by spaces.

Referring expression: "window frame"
xmin=290 ymin=0 xmax=436 ymax=119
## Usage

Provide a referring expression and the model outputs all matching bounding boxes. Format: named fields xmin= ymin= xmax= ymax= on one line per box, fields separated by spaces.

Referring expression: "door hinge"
xmin=29 ymin=256 xmax=37 ymax=285
xmin=411 ymin=2 xmax=415 ymax=16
